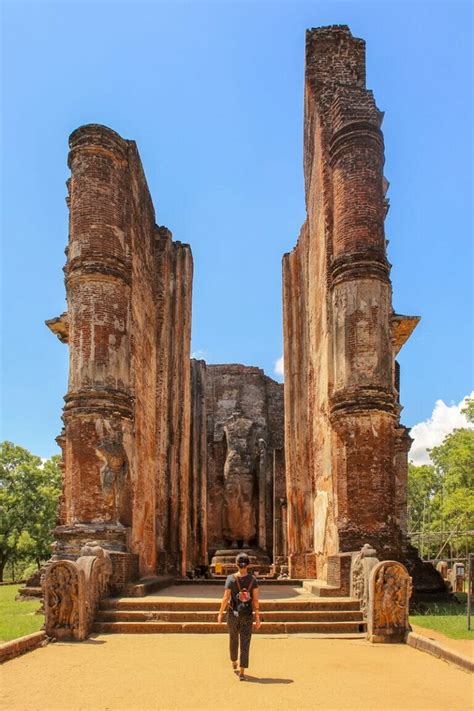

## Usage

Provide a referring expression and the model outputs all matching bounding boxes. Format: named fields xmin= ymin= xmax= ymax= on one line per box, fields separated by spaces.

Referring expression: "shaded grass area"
xmin=410 ymin=593 xmax=474 ymax=640
xmin=0 ymin=584 xmax=43 ymax=642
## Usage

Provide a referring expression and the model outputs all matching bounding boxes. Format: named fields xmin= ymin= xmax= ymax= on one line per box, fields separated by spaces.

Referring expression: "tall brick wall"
xmin=50 ymin=125 xmax=193 ymax=578
xmin=283 ymin=27 xmax=418 ymax=580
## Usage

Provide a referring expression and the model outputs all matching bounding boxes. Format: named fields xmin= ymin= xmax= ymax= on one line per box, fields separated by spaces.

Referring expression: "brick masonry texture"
xmin=49 ymin=127 xmax=286 ymax=581
xmin=47 ymin=29 xmax=445 ymax=596
xmin=282 ymin=26 xmax=432 ymax=584
xmin=51 ymin=125 xmax=193 ymax=578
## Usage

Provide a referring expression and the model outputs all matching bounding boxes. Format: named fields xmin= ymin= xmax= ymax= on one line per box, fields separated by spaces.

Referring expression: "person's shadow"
xmin=242 ymin=675 xmax=294 ymax=685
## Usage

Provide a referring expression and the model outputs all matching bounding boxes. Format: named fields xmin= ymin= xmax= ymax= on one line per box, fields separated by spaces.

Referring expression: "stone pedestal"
xmin=210 ymin=549 xmax=271 ymax=576
xmin=51 ymin=523 xmax=138 ymax=592
xmin=52 ymin=523 xmax=129 ymax=558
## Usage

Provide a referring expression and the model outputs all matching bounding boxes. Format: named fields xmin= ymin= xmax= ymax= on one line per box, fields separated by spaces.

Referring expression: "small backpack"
xmin=232 ymin=574 xmax=255 ymax=617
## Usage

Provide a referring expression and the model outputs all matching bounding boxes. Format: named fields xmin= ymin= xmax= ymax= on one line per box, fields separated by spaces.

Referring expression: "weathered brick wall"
xmin=51 ymin=125 xmax=193 ymax=578
xmin=196 ymin=364 xmax=284 ymax=560
xmin=283 ymin=26 xmax=417 ymax=580
xmin=189 ymin=359 xmax=208 ymax=567
xmin=63 ymin=125 xmax=134 ymax=528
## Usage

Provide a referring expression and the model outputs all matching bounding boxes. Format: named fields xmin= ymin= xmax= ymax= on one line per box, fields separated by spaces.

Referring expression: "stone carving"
xmin=44 ymin=561 xmax=84 ymax=640
xmin=205 ymin=364 xmax=285 ymax=576
xmin=351 ymin=544 xmax=379 ymax=616
xmin=368 ymin=560 xmax=412 ymax=643
xmin=96 ymin=438 xmax=128 ymax=516
xmin=222 ymin=414 xmax=258 ymax=548
xmin=44 ymin=545 xmax=113 ymax=641
xmin=80 ymin=541 xmax=113 ymax=597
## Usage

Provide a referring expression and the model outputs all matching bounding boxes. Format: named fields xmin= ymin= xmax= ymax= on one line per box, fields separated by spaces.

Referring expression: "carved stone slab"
xmin=351 ymin=544 xmax=379 ymax=616
xmin=368 ymin=560 xmax=412 ymax=643
xmin=44 ymin=561 xmax=86 ymax=641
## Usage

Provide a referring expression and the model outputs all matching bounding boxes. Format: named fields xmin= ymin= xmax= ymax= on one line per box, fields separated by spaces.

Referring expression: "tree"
xmin=429 ymin=426 xmax=474 ymax=555
xmin=407 ymin=463 xmax=440 ymax=531
xmin=461 ymin=396 xmax=474 ymax=423
xmin=0 ymin=442 xmax=61 ymax=581
xmin=408 ymin=401 xmax=474 ymax=558
xmin=407 ymin=463 xmax=442 ymax=558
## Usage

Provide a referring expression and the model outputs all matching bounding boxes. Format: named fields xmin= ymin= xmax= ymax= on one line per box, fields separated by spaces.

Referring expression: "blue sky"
xmin=1 ymin=0 xmax=472 ymax=458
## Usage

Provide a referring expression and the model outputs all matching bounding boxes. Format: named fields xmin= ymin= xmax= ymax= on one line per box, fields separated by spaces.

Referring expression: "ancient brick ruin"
xmin=47 ymin=125 xmax=194 ymax=581
xmin=47 ymin=125 xmax=287 ymax=584
xmin=46 ymin=26 xmax=444 ymax=608
xmin=196 ymin=364 xmax=285 ymax=574
xmin=282 ymin=26 xmax=443 ymax=595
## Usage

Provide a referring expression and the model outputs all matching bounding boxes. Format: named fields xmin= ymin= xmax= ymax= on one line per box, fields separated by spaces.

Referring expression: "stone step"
xmin=302 ymin=581 xmax=347 ymax=598
xmin=96 ymin=610 xmax=364 ymax=623
xmin=174 ymin=578 xmax=304 ymax=587
xmin=120 ymin=576 xmax=174 ymax=598
xmin=92 ymin=620 xmax=366 ymax=635
xmin=100 ymin=598 xmax=361 ymax=612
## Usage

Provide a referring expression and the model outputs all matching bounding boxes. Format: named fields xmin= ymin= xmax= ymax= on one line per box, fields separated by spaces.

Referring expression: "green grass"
xmin=410 ymin=594 xmax=474 ymax=640
xmin=0 ymin=584 xmax=44 ymax=642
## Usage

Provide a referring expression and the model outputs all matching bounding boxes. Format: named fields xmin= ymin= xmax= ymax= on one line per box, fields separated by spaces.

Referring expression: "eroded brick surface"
xmin=282 ymin=26 xmax=418 ymax=580
xmin=51 ymin=125 xmax=193 ymax=578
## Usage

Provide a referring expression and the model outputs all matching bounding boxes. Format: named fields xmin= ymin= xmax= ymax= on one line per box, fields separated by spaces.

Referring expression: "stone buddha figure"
xmin=222 ymin=414 xmax=257 ymax=548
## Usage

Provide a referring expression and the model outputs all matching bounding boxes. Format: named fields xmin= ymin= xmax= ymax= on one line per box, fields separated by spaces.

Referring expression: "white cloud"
xmin=191 ymin=349 xmax=207 ymax=360
xmin=274 ymin=355 xmax=284 ymax=378
xmin=409 ymin=392 xmax=474 ymax=465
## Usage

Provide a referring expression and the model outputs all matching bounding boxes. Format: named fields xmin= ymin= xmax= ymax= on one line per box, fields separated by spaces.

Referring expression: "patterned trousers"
xmin=227 ymin=612 xmax=254 ymax=668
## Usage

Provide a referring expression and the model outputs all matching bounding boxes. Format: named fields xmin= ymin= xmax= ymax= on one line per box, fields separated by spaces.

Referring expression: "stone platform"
xmin=210 ymin=548 xmax=272 ymax=576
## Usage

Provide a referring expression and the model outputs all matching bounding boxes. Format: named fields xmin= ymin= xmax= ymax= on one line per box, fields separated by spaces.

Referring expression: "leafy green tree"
xmin=0 ymin=442 xmax=61 ymax=581
xmin=408 ymin=401 xmax=474 ymax=558
xmin=407 ymin=463 xmax=442 ymax=558
xmin=407 ymin=463 xmax=440 ymax=531
xmin=429 ymin=426 xmax=474 ymax=555
xmin=461 ymin=396 xmax=474 ymax=424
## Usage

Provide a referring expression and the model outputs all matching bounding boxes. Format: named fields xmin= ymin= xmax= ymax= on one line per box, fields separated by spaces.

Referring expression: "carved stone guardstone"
xmin=44 ymin=544 xmax=112 ymax=641
xmin=368 ymin=560 xmax=412 ymax=643
xmin=351 ymin=544 xmax=379 ymax=616
xmin=44 ymin=561 xmax=86 ymax=641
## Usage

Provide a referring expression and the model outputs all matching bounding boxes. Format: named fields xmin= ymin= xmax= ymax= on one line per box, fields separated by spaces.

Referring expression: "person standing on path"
xmin=217 ymin=552 xmax=261 ymax=680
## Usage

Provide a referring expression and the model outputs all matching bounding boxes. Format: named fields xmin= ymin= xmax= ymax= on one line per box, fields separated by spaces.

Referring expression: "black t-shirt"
xmin=225 ymin=573 xmax=258 ymax=611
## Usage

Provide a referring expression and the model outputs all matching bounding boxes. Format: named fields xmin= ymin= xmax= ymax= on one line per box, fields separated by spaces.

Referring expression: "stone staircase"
xmin=92 ymin=583 xmax=366 ymax=636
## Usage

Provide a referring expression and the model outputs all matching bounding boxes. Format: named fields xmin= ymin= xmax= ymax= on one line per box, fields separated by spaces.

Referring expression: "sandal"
xmin=232 ymin=661 xmax=238 ymax=671
xmin=239 ymin=672 xmax=245 ymax=681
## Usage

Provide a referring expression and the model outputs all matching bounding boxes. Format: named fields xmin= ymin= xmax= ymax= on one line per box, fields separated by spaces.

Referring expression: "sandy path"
xmin=1 ymin=633 xmax=472 ymax=711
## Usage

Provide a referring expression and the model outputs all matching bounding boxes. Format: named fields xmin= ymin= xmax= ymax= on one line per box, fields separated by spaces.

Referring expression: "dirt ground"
xmin=1 ymin=633 xmax=472 ymax=711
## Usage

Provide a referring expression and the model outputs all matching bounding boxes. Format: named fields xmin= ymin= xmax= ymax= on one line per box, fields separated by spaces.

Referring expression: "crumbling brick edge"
xmin=0 ymin=630 xmax=48 ymax=664
xmin=406 ymin=631 xmax=473 ymax=674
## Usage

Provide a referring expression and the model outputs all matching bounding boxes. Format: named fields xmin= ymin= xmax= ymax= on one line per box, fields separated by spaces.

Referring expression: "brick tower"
xmin=283 ymin=26 xmax=422 ymax=582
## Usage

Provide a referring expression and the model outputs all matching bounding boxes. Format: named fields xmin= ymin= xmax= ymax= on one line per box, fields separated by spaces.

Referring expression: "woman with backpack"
xmin=217 ymin=552 xmax=261 ymax=681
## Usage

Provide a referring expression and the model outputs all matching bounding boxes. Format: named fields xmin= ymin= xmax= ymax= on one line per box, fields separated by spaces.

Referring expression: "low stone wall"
xmin=0 ymin=631 xmax=47 ymax=664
